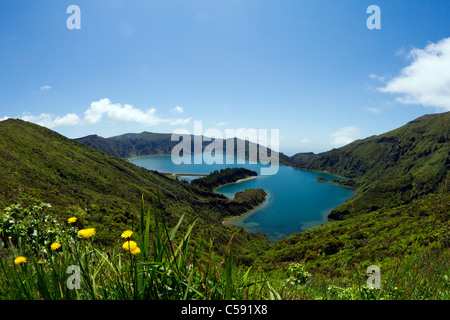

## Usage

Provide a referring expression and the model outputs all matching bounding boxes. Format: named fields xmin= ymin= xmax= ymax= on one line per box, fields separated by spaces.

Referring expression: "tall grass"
xmin=0 ymin=196 xmax=448 ymax=300
xmin=0 ymin=196 xmax=279 ymax=300
xmin=274 ymin=248 xmax=450 ymax=300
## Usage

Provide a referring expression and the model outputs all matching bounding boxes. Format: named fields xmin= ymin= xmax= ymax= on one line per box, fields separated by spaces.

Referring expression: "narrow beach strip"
xmin=212 ymin=175 xmax=259 ymax=191
xmin=222 ymin=191 xmax=270 ymax=225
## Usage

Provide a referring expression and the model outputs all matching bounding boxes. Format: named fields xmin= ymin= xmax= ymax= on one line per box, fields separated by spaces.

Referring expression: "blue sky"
xmin=1 ymin=0 xmax=450 ymax=155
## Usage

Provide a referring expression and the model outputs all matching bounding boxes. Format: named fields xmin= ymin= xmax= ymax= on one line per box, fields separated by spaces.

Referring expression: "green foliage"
xmin=292 ymin=111 xmax=450 ymax=219
xmin=285 ymin=263 xmax=311 ymax=286
xmin=75 ymin=132 xmax=179 ymax=158
xmin=0 ymin=198 xmax=279 ymax=300
xmin=0 ymin=202 xmax=63 ymax=253
xmin=258 ymin=193 xmax=450 ymax=287
xmin=191 ymin=167 xmax=257 ymax=190
xmin=3 ymin=198 xmax=446 ymax=300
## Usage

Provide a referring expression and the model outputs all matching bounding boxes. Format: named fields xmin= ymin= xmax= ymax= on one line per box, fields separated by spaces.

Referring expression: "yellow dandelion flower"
xmin=78 ymin=228 xmax=96 ymax=238
xmin=68 ymin=217 xmax=77 ymax=224
xmin=122 ymin=240 xmax=138 ymax=251
xmin=121 ymin=230 xmax=133 ymax=239
xmin=14 ymin=256 xmax=27 ymax=265
xmin=38 ymin=260 xmax=44 ymax=264
xmin=394 ymin=287 xmax=398 ymax=290
xmin=51 ymin=242 xmax=62 ymax=251
xmin=130 ymin=247 xmax=141 ymax=255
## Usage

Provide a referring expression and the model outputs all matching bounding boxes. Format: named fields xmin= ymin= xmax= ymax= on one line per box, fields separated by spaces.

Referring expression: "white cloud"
xmin=365 ymin=107 xmax=381 ymax=114
xmin=213 ymin=121 xmax=228 ymax=127
xmin=10 ymin=98 xmax=191 ymax=129
xmin=168 ymin=118 xmax=192 ymax=126
xmin=369 ymin=74 xmax=386 ymax=83
xmin=84 ymin=98 xmax=191 ymax=126
xmin=300 ymin=138 xmax=310 ymax=144
xmin=379 ymin=37 xmax=450 ymax=111
xmin=40 ymin=85 xmax=52 ymax=90
xmin=21 ymin=113 xmax=81 ymax=128
xmin=53 ymin=113 xmax=82 ymax=127
xmin=84 ymin=98 xmax=160 ymax=125
xmin=394 ymin=47 xmax=407 ymax=57
xmin=170 ymin=106 xmax=184 ymax=114
xmin=330 ymin=126 xmax=360 ymax=147
xmin=0 ymin=116 xmax=10 ymax=121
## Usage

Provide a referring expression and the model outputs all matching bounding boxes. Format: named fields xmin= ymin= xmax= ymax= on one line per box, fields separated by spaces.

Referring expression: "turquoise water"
xmin=129 ymin=155 xmax=355 ymax=242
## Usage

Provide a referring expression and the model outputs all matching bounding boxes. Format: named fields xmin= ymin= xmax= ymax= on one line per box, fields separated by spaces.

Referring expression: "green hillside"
xmin=251 ymin=112 xmax=449 ymax=294
xmin=0 ymin=114 xmax=448 ymax=300
xmin=75 ymin=132 xmax=179 ymax=158
xmin=291 ymin=112 xmax=450 ymax=220
xmin=258 ymin=193 xmax=449 ymax=278
xmin=0 ymin=119 xmax=269 ymax=257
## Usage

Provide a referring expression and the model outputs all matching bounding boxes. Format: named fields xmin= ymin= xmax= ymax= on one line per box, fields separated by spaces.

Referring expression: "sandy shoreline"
xmin=234 ymin=175 xmax=259 ymax=184
xmin=213 ymin=175 xmax=258 ymax=191
xmin=163 ymin=173 xmax=207 ymax=177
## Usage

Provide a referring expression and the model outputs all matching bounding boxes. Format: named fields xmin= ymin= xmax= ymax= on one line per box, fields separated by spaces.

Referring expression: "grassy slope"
xmin=258 ymin=193 xmax=449 ymax=278
xmin=74 ymin=132 xmax=177 ymax=158
xmin=259 ymin=112 xmax=450 ymax=283
xmin=292 ymin=112 xmax=450 ymax=220
xmin=0 ymin=119 xmax=269 ymax=258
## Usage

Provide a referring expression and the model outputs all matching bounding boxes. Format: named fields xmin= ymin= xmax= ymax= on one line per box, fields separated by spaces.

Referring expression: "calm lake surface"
xmin=129 ymin=155 xmax=355 ymax=242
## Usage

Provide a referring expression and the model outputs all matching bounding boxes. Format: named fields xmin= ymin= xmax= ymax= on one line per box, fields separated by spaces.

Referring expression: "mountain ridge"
xmin=74 ymin=131 xmax=293 ymax=166
xmin=292 ymin=111 xmax=450 ymax=219
xmin=0 ymin=119 xmax=270 ymax=257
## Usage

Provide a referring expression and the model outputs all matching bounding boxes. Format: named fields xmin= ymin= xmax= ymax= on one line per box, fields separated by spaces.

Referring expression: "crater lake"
xmin=129 ymin=154 xmax=355 ymax=242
